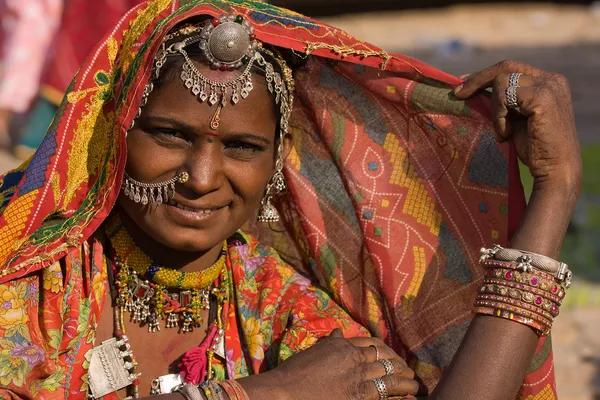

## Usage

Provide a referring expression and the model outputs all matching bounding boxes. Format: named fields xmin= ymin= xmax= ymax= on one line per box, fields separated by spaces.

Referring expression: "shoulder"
xmin=228 ymin=231 xmax=314 ymax=299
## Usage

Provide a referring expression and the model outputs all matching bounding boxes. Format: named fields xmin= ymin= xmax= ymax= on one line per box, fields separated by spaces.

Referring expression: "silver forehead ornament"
xmin=139 ymin=14 xmax=291 ymax=134
xmin=148 ymin=14 xmax=290 ymax=131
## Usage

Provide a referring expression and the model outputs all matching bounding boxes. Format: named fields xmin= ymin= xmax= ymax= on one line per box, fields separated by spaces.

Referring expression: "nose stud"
xmin=177 ymin=172 xmax=189 ymax=184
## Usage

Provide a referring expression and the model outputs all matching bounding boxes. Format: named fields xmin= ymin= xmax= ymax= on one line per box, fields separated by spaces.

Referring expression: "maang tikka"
xmin=125 ymin=15 xmax=294 ymax=222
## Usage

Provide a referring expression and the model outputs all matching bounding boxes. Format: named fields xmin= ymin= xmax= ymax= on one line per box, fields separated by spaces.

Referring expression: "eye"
xmin=225 ymin=141 xmax=264 ymax=153
xmin=149 ymin=128 xmax=190 ymax=142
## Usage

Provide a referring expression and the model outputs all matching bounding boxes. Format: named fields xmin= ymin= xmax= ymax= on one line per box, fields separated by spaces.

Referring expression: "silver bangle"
xmin=480 ymin=245 xmax=572 ymax=287
xmin=176 ymin=384 xmax=205 ymax=400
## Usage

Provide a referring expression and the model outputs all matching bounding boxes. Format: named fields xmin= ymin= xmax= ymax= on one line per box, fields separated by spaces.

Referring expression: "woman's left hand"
xmin=453 ymin=60 xmax=582 ymax=193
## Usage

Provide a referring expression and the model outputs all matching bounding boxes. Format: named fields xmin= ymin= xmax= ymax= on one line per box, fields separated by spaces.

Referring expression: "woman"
xmin=0 ymin=1 xmax=580 ymax=399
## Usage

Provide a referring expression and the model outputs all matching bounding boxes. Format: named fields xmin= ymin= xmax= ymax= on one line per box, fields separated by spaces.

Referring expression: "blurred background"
xmin=1 ymin=1 xmax=598 ymax=398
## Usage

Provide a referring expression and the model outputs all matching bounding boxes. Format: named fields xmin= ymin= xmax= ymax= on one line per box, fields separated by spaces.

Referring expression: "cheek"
xmin=227 ymin=157 xmax=274 ymax=204
xmin=126 ymin=132 xmax=184 ymax=179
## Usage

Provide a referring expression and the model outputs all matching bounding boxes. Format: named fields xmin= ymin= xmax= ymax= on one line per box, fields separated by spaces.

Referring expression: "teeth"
xmin=170 ymin=200 xmax=213 ymax=214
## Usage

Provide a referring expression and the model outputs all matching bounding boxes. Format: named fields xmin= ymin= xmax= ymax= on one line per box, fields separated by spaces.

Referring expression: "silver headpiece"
xmin=126 ymin=15 xmax=294 ymax=222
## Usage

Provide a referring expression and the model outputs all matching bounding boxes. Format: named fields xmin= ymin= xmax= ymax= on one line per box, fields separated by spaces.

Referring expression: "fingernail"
xmin=453 ymin=84 xmax=463 ymax=94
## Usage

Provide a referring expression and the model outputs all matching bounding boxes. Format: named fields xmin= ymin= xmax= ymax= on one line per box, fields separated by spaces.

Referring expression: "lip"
xmin=164 ymin=199 xmax=227 ymax=224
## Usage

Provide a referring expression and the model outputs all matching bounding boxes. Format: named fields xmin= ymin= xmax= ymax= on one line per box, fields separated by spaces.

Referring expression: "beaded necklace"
xmin=94 ymin=214 xmax=231 ymax=398
xmin=106 ymin=214 xmax=227 ymax=290
xmin=106 ymin=213 xmax=227 ymax=332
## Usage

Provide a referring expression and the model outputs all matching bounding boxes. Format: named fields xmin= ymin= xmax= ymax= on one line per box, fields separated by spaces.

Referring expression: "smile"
xmin=167 ymin=200 xmax=217 ymax=214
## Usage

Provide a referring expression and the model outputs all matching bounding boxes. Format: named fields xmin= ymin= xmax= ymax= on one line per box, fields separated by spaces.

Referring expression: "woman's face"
xmin=119 ymin=60 xmax=283 ymax=253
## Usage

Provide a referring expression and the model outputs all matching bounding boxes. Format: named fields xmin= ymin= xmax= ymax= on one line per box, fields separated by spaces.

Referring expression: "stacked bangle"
xmin=177 ymin=380 xmax=250 ymax=400
xmin=473 ymin=246 xmax=572 ymax=336
xmin=473 ymin=306 xmax=549 ymax=335
xmin=219 ymin=380 xmax=251 ymax=400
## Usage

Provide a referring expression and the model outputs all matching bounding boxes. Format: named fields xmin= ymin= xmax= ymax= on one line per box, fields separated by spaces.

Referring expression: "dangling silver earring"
xmin=122 ymin=171 xmax=189 ymax=205
xmin=257 ymin=143 xmax=286 ymax=223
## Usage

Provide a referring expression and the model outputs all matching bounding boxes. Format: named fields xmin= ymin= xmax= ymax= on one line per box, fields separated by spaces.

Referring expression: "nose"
xmin=183 ymin=143 xmax=224 ymax=196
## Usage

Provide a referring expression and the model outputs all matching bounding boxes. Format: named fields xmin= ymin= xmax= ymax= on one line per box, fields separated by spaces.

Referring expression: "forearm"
xmin=431 ymin=181 xmax=578 ymax=400
xmin=237 ymin=371 xmax=287 ymax=398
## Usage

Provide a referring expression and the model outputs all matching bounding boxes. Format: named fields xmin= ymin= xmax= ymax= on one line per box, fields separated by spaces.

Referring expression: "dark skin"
xmin=431 ymin=60 xmax=581 ymax=399
xmin=97 ymin=59 xmax=419 ymax=399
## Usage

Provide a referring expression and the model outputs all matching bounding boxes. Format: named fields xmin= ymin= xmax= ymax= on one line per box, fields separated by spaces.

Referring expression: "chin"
xmin=118 ymin=197 xmax=242 ymax=253
xmin=150 ymin=224 xmax=229 ymax=253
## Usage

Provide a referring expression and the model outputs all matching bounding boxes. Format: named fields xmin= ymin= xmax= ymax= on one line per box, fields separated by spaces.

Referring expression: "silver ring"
xmin=378 ymin=358 xmax=395 ymax=376
xmin=370 ymin=344 xmax=380 ymax=361
xmin=506 ymin=72 xmax=522 ymax=109
xmin=372 ymin=377 xmax=388 ymax=400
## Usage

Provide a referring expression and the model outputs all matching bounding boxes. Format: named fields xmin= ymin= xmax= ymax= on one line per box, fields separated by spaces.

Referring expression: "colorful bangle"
xmin=484 ymin=266 xmax=563 ymax=294
xmin=474 ymin=300 xmax=553 ymax=328
xmin=481 ymin=279 xmax=563 ymax=304
xmin=476 ymin=294 xmax=557 ymax=319
xmin=482 ymin=258 xmax=556 ymax=280
xmin=479 ymin=283 xmax=560 ymax=316
xmin=219 ymin=380 xmax=250 ymax=400
xmin=472 ymin=306 xmax=549 ymax=335
xmin=479 ymin=280 xmax=560 ymax=315
xmin=476 ymin=246 xmax=569 ymax=335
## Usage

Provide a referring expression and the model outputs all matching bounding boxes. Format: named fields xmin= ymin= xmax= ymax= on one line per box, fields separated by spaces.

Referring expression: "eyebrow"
xmin=225 ymin=133 xmax=272 ymax=147
xmin=142 ymin=115 xmax=272 ymax=146
xmin=143 ymin=116 xmax=197 ymax=132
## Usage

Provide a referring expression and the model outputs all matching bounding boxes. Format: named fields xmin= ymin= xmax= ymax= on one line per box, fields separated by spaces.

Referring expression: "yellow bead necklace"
xmin=105 ymin=213 xmax=227 ymax=290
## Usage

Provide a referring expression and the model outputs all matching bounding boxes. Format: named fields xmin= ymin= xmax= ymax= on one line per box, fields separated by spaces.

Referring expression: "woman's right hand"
xmin=240 ymin=329 xmax=418 ymax=399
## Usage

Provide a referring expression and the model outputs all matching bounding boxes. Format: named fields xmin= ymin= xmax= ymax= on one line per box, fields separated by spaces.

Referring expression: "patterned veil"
xmin=0 ymin=0 xmax=555 ymax=398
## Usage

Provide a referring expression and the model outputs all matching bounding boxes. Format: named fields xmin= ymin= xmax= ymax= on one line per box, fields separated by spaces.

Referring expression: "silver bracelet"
xmin=176 ymin=384 xmax=205 ymax=400
xmin=480 ymin=245 xmax=572 ymax=287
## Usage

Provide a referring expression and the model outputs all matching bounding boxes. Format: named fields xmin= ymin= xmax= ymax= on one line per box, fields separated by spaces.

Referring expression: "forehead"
xmin=142 ymin=59 xmax=278 ymax=137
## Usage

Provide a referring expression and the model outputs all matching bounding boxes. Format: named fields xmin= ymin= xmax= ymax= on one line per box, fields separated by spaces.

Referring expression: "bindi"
xmin=205 ymin=131 xmax=219 ymax=143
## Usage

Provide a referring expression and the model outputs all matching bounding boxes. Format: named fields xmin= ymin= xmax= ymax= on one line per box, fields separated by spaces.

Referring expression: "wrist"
xmin=237 ymin=371 xmax=287 ymax=399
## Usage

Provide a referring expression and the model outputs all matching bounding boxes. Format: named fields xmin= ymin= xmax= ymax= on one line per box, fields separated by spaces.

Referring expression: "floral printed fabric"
xmin=0 ymin=231 xmax=366 ymax=399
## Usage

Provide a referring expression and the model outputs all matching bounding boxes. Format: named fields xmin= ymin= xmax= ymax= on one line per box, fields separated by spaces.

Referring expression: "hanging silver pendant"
xmin=150 ymin=374 xmax=184 ymax=396
xmin=88 ymin=338 xmax=140 ymax=399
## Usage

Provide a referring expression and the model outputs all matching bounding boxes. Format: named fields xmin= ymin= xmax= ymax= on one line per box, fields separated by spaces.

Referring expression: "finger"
xmin=329 ymin=328 xmax=344 ymax=338
xmin=381 ymin=375 xmax=419 ymax=397
xmin=360 ymin=376 xmax=419 ymax=399
xmin=508 ymin=85 xmax=547 ymax=117
xmin=454 ymin=60 xmax=545 ymax=99
xmin=347 ymin=336 xmax=385 ymax=348
xmin=348 ymin=338 xmax=406 ymax=365
xmin=362 ymin=359 xmax=415 ymax=381
xmin=348 ymin=337 xmax=386 ymax=361
xmin=459 ymin=73 xmax=471 ymax=80
xmin=491 ymin=73 xmax=539 ymax=140
xmin=491 ymin=73 xmax=511 ymax=140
